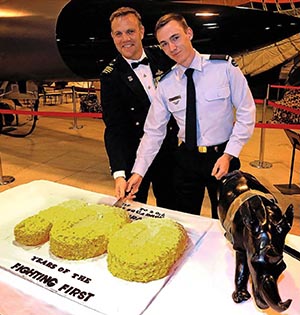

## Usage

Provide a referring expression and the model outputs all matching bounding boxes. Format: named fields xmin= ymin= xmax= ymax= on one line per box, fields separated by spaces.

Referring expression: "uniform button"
xmin=135 ymin=122 xmax=140 ymax=126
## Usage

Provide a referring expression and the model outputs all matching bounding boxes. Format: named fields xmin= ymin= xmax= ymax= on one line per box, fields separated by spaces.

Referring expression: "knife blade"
xmin=113 ymin=189 xmax=133 ymax=208
xmin=113 ymin=197 xmax=125 ymax=208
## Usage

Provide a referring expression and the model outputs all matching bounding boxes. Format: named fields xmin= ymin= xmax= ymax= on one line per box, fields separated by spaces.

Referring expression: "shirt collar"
xmin=175 ymin=50 xmax=205 ymax=79
xmin=123 ymin=50 xmax=147 ymax=65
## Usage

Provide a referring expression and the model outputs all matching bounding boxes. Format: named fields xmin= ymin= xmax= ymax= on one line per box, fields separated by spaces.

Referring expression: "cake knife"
xmin=113 ymin=197 xmax=125 ymax=208
xmin=113 ymin=189 xmax=132 ymax=208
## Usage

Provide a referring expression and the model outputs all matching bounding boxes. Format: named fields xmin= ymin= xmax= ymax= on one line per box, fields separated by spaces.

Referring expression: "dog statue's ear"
xmin=284 ymin=204 xmax=294 ymax=231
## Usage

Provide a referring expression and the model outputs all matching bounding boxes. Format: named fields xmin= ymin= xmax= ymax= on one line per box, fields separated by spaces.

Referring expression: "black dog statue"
xmin=218 ymin=170 xmax=294 ymax=313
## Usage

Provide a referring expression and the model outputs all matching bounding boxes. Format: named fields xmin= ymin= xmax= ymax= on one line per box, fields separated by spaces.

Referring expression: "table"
xmin=0 ymin=180 xmax=299 ymax=315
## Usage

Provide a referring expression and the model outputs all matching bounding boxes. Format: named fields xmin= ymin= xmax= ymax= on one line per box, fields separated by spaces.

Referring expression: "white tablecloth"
xmin=0 ymin=180 xmax=299 ymax=315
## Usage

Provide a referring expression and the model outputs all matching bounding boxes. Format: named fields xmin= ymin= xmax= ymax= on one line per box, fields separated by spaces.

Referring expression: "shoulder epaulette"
xmin=209 ymin=54 xmax=238 ymax=67
xmin=146 ymin=44 xmax=160 ymax=49
xmin=209 ymin=54 xmax=229 ymax=61
xmin=101 ymin=59 xmax=117 ymax=75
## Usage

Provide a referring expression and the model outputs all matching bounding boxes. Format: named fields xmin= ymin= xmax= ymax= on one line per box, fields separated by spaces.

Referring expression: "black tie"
xmin=185 ymin=68 xmax=197 ymax=150
xmin=131 ymin=57 xmax=149 ymax=69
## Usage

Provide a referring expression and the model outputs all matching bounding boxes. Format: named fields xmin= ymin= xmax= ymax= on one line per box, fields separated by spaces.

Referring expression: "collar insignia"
xmin=154 ymin=69 xmax=164 ymax=87
xmin=155 ymin=69 xmax=164 ymax=77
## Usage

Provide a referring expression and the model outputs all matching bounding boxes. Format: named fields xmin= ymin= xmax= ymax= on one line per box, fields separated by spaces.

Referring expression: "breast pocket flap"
xmin=205 ymin=87 xmax=230 ymax=101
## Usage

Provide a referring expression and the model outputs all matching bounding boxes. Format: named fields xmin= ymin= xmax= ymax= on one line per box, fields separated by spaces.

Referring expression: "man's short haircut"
xmin=109 ymin=7 xmax=143 ymax=27
xmin=155 ymin=13 xmax=189 ymax=37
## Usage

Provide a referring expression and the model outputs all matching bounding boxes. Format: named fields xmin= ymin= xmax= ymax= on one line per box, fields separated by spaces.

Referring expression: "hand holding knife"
xmin=113 ymin=174 xmax=142 ymax=207
xmin=126 ymin=173 xmax=143 ymax=198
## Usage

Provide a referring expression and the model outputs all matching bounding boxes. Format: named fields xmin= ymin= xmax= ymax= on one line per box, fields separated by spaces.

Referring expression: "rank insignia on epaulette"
xmin=103 ymin=66 xmax=113 ymax=74
xmin=209 ymin=54 xmax=229 ymax=61
xmin=231 ymin=58 xmax=238 ymax=67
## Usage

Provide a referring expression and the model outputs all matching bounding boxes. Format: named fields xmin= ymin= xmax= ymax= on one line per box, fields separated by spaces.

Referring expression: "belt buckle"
xmin=198 ymin=146 xmax=207 ymax=153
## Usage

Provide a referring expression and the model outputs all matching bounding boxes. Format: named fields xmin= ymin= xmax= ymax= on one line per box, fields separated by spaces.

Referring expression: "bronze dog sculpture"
xmin=218 ymin=170 xmax=294 ymax=313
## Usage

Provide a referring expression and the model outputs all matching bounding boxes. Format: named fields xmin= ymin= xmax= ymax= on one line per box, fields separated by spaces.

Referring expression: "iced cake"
xmin=107 ymin=217 xmax=188 ymax=282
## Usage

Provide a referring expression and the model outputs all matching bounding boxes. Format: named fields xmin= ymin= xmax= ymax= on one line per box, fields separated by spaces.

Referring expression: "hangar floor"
xmin=0 ymin=98 xmax=299 ymax=235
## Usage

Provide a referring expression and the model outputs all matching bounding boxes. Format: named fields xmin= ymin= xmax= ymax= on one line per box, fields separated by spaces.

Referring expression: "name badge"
xmin=168 ymin=95 xmax=181 ymax=105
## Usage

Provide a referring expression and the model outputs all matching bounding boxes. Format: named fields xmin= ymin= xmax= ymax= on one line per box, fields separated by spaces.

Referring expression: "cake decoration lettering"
xmin=126 ymin=206 xmax=165 ymax=220
xmin=10 ymin=261 xmax=96 ymax=302
xmin=11 ymin=262 xmax=58 ymax=287
xmin=31 ymin=255 xmax=92 ymax=282
xmin=71 ymin=272 xmax=92 ymax=284
xmin=58 ymin=284 xmax=95 ymax=301
xmin=31 ymin=255 xmax=58 ymax=269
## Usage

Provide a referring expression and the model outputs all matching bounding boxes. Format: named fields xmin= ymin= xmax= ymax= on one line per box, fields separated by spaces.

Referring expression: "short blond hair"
xmin=109 ymin=7 xmax=143 ymax=28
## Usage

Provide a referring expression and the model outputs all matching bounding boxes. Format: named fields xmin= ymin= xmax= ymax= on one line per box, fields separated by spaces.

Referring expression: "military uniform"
xmin=100 ymin=46 xmax=178 ymax=209
xmin=132 ymin=51 xmax=256 ymax=217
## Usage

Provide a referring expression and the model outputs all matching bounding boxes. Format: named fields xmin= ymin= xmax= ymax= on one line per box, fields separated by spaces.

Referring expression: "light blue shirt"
xmin=132 ymin=51 xmax=256 ymax=177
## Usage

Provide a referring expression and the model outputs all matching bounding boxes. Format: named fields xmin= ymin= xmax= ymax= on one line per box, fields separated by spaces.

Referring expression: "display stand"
xmin=69 ymin=86 xmax=83 ymax=130
xmin=250 ymin=97 xmax=272 ymax=169
xmin=0 ymin=113 xmax=15 ymax=185
xmin=0 ymin=156 xmax=15 ymax=186
xmin=274 ymin=129 xmax=300 ymax=195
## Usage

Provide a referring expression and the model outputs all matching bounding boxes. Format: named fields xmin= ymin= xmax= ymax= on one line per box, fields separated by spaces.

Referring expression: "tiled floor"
xmin=0 ymin=99 xmax=299 ymax=235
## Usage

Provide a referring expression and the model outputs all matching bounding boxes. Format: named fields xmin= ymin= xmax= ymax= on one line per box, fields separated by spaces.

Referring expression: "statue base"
xmin=250 ymin=160 xmax=272 ymax=169
xmin=0 ymin=175 xmax=15 ymax=185
xmin=274 ymin=183 xmax=300 ymax=195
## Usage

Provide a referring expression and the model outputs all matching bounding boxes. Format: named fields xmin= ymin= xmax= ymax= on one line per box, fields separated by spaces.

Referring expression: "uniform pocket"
xmin=205 ymin=86 xmax=230 ymax=101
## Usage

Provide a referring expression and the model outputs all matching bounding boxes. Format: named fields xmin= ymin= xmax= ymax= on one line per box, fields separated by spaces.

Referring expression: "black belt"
xmin=179 ymin=140 xmax=228 ymax=153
